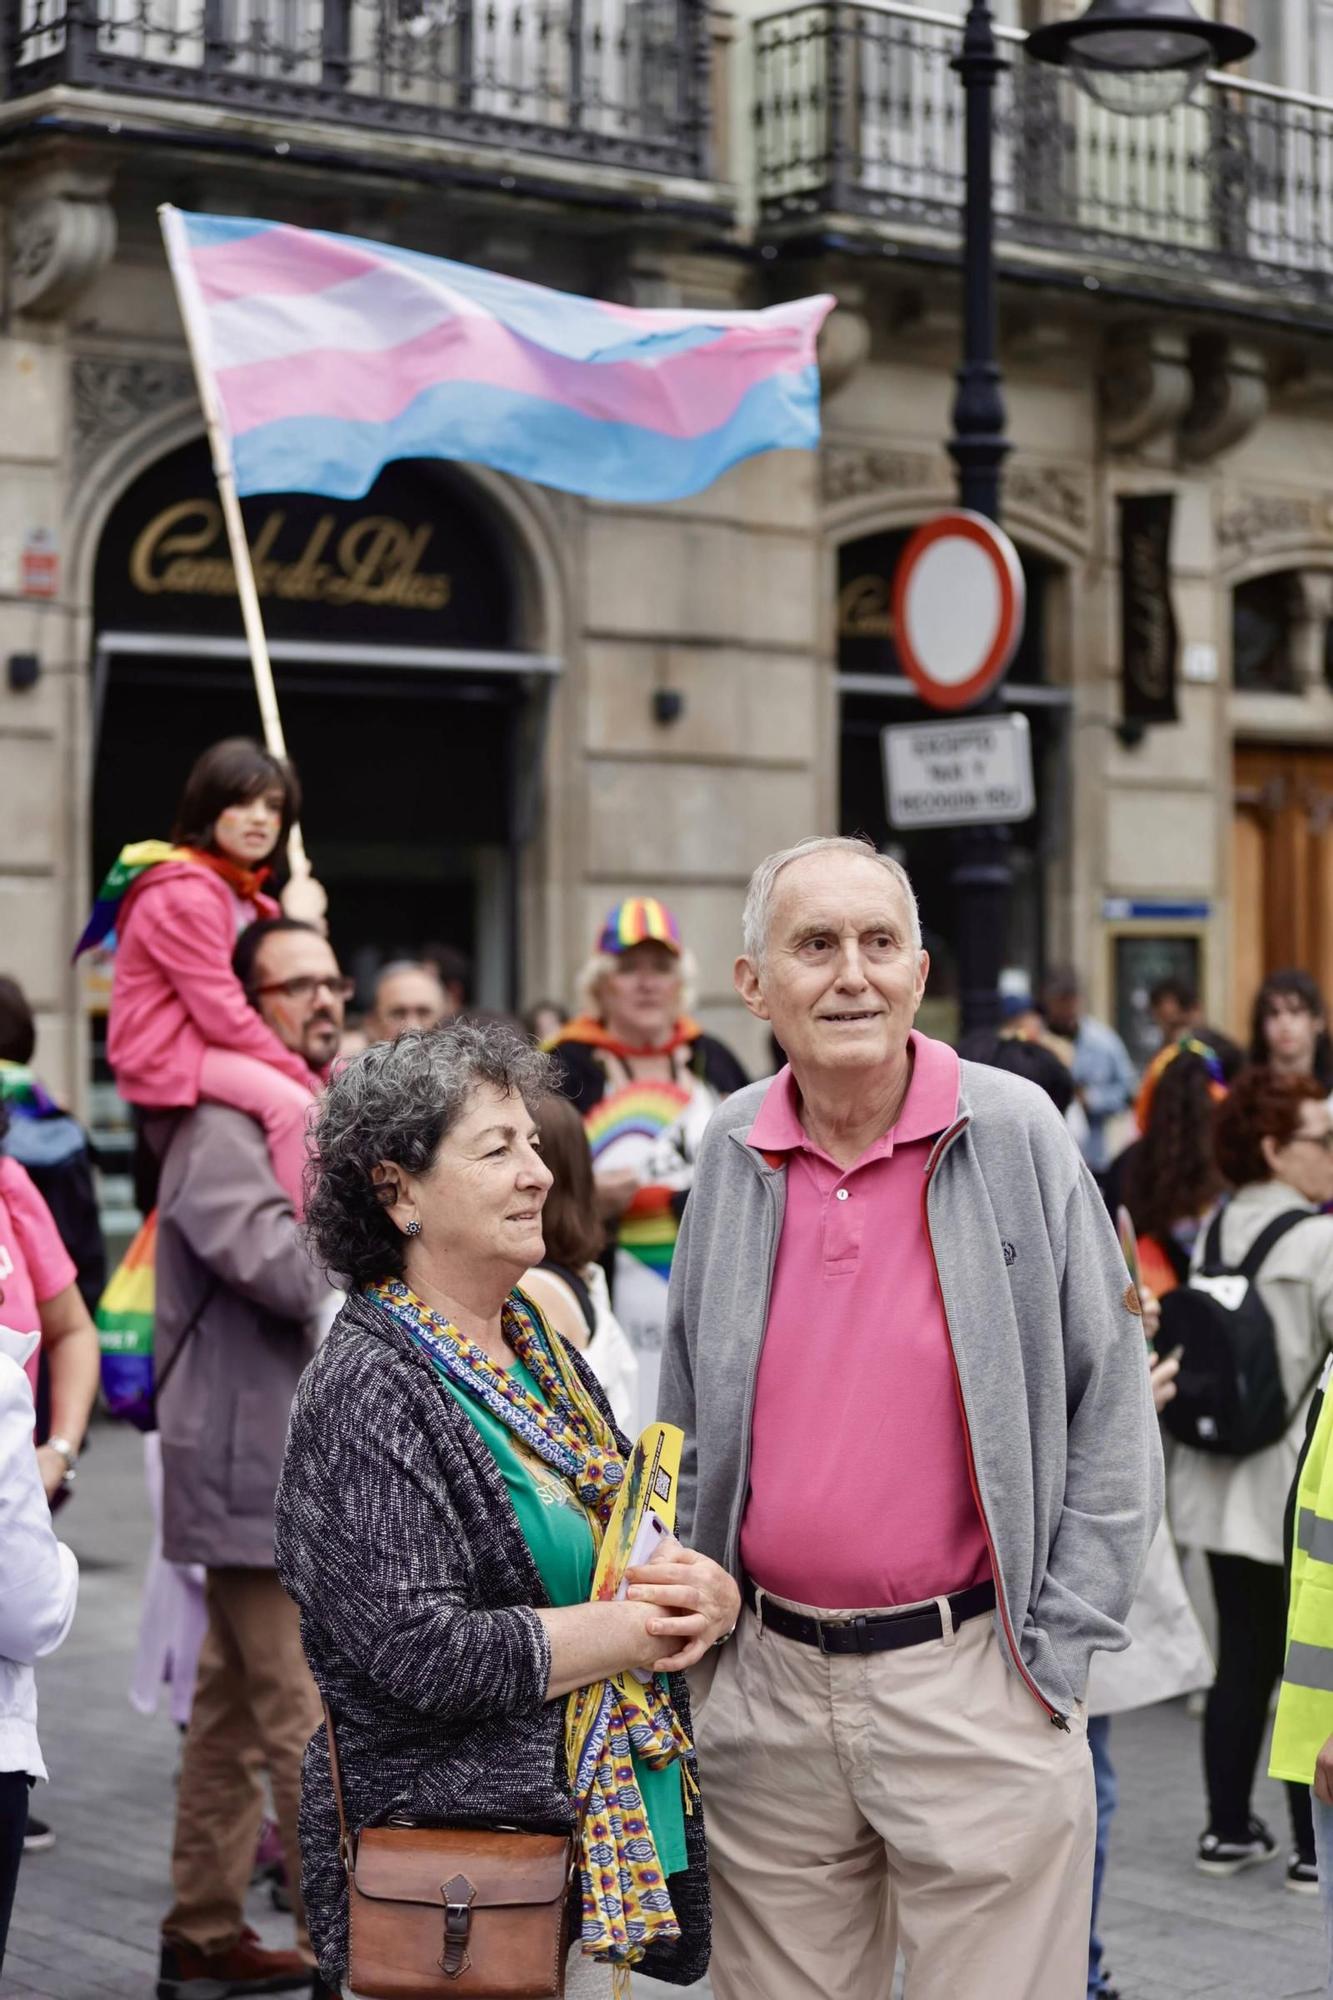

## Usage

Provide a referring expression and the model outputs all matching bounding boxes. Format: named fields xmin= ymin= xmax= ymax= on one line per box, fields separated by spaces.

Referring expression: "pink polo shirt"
xmin=0 ymin=1158 xmax=77 ymax=1396
xmin=739 ymin=1032 xmax=992 ymax=1610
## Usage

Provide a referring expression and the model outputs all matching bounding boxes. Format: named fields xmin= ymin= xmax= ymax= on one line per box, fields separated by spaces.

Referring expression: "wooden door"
xmin=1233 ymin=744 xmax=1333 ymax=1033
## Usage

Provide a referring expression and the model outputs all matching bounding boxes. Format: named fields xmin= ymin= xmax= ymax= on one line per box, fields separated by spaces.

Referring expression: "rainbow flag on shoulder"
xmin=97 ymin=1212 xmax=159 ymax=1432
xmin=75 ymin=840 xmax=190 ymax=957
xmin=160 ymin=208 xmax=835 ymax=504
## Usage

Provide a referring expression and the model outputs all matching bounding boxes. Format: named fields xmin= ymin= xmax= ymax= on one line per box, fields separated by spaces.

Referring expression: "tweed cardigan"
xmin=273 ymin=1286 xmax=710 ymax=1990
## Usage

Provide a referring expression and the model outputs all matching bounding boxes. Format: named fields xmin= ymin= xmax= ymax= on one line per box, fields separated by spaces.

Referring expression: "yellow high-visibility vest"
xmin=1271 ymin=1362 xmax=1333 ymax=1786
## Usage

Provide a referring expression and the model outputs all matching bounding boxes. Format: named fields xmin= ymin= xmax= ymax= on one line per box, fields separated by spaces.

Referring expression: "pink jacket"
xmin=107 ymin=861 xmax=313 ymax=1108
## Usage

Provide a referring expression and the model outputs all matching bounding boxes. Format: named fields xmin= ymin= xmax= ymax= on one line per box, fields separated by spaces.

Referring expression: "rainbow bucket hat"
xmin=597 ymin=896 xmax=682 ymax=957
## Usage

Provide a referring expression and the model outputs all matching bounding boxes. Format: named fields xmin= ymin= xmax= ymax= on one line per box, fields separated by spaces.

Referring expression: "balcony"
xmin=753 ymin=0 xmax=1333 ymax=316
xmin=2 ymin=0 xmax=712 ymax=180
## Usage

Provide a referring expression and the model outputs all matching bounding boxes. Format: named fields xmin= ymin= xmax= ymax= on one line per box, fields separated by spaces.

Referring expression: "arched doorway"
xmin=1230 ymin=567 xmax=1333 ymax=1025
xmin=90 ymin=438 xmax=559 ymax=1011
xmin=836 ymin=524 xmax=1071 ymax=1042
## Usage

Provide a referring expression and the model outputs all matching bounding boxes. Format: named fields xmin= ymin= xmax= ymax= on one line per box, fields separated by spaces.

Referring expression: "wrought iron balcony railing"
xmin=753 ymin=0 xmax=1333 ymax=310
xmin=4 ymin=0 xmax=711 ymax=178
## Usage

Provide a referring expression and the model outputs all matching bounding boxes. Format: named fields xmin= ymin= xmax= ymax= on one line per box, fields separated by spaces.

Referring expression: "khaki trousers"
xmin=694 ymin=1594 xmax=1096 ymax=2000
xmin=164 ymin=1566 xmax=321 ymax=1960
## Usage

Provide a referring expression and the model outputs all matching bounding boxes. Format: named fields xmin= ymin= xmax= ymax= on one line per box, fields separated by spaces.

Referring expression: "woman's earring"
xmin=404 ymin=1219 xmax=422 ymax=1239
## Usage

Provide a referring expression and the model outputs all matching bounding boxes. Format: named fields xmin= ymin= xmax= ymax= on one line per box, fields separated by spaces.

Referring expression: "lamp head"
xmin=1025 ymin=0 xmax=1255 ymax=115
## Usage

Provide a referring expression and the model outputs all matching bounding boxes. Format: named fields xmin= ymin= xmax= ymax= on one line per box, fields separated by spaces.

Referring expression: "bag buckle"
xmin=440 ymin=1873 xmax=476 ymax=1979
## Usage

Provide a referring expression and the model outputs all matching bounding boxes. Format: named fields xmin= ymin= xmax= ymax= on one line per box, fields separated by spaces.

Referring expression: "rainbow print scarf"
xmin=74 ymin=840 xmax=272 ymax=957
xmin=74 ymin=841 xmax=192 ymax=956
xmin=367 ymin=1279 xmax=692 ymax=1976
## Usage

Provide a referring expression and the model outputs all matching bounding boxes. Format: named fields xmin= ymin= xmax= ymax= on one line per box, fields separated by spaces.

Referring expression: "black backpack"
xmin=1157 ymin=1204 xmax=1323 ymax=1458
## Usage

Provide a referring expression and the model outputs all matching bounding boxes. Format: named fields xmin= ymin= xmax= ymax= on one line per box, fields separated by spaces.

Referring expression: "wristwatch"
xmin=46 ymin=1435 xmax=78 ymax=1490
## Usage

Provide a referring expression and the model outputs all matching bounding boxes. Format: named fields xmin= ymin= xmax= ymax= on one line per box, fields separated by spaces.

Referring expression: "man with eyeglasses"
xmin=153 ymin=918 xmax=344 ymax=2000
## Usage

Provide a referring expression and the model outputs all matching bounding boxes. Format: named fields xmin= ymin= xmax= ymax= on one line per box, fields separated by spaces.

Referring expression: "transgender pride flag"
xmin=161 ymin=208 xmax=836 ymax=505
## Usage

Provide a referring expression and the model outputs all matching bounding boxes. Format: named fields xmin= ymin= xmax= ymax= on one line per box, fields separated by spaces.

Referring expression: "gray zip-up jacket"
xmin=657 ymin=1052 xmax=1163 ymax=1722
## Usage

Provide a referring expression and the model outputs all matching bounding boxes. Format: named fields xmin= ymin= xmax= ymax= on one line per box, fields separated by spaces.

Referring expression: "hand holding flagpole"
xmin=159 ymin=204 xmax=327 ymax=934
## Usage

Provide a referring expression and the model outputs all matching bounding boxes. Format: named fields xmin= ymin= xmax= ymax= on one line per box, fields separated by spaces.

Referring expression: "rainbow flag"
xmin=97 ymin=1212 xmax=159 ymax=1431
xmin=160 ymin=208 xmax=835 ymax=504
xmin=584 ymin=1079 xmax=691 ymax=1278
xmin=75 ymin=840 xmax=189 ymax=957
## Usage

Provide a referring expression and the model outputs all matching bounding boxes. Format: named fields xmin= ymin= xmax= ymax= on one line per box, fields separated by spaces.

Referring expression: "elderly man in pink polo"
xmin=658 ymin=834 xmax=1162 ymax=2000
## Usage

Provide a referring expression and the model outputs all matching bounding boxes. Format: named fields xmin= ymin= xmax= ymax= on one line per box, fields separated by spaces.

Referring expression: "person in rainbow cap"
xmin=548 ymin=898 xmax=748 ymax=1435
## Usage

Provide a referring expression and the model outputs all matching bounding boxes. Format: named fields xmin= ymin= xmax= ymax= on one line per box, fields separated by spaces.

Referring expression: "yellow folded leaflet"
xmin=592 ymin=1422 xmax=683 ymax=1703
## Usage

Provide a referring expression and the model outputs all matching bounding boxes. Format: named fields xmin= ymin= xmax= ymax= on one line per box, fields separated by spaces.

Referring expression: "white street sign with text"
xmin=882 ymin=713 xmax=1035 ymax=829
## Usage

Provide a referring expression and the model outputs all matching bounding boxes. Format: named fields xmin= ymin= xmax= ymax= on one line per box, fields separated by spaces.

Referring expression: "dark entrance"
xmin=837 ymin=526 xmax=1070 ymax=1043
xmin=91 ymin=437 xmax=555 ymax=1008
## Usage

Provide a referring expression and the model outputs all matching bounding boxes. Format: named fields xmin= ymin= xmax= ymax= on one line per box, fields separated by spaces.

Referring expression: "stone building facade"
xmin=1 ymin=0 xmax=1331 ymax=1167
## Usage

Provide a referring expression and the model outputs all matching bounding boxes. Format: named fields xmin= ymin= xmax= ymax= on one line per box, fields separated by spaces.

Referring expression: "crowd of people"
xmin=4 ymin=736 xmax=1333 ymax=1999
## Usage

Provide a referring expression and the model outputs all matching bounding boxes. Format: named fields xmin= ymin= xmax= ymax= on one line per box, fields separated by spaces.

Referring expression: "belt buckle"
xmin=818 ymin=1614 xmax=870 ymax=1654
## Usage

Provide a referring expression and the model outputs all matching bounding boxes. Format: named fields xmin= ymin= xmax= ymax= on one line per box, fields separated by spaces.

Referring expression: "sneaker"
xmin=1196 ymin=1818 xmax=1279 ymax=1876
xmin=157 ymin=1925 xmax=311 ymax=1998
xmin=21 ymin=1814 xmax=54 ymax=1853
xmin=1288 ymin=1852 xmax=1320 ymax=1895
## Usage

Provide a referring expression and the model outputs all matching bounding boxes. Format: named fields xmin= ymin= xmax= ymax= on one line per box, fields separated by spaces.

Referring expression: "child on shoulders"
xmin=78 ymin=738 xmax=323 ymax=1212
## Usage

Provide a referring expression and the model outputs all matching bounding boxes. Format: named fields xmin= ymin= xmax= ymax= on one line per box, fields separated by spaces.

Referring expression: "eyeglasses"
xmin=1289 ymin=1131 xmax=1333 ymax=1154
xmin=251 ymin=975 xmax=355 ymax=1004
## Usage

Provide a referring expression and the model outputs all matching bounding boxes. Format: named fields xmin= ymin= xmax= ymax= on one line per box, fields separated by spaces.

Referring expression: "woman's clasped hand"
xmin=625 ymin=1535 xmax=741 ymax=1674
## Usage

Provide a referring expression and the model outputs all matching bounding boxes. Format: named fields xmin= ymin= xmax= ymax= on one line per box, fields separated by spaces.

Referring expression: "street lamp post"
xmin=946 ymin=0 xmax=1013 ymax=1040
xmin=945 ymin=0 xmax=1255 ymax=1036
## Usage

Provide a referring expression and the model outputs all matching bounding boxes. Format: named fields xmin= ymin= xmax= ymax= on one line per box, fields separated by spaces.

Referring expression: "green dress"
xmin=439 ymin=1356 xmax=687 ymax=1877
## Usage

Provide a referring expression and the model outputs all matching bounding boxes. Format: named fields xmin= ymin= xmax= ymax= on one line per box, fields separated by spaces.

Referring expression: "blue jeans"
xmin=1313 ymin=1792 xmax=1333 ymax=1996
xmin=1087 ymin=1716 xmax=1117 ymax=2000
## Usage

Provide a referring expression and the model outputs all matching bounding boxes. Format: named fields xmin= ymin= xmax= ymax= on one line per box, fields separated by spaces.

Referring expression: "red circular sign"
xmin=891 ymin=511 xmax=1025 ymax=712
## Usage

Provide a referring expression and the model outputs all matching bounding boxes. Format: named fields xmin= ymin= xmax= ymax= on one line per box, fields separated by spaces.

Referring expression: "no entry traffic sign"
xmin=892 ymin=511 xmax=1025 ymax=711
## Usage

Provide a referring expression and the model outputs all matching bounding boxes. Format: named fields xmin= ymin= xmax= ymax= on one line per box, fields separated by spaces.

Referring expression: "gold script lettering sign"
xmin=129 ymin=500 xmax=452 ymax=612
xmin=838 ymin=573 xmax=894 ymax=642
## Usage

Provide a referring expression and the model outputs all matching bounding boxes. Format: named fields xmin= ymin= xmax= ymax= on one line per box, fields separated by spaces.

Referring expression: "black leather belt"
xmin=742 ymin=1577 xmax=996 ymax=1655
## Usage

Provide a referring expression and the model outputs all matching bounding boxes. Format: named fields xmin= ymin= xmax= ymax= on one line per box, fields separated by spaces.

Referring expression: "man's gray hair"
xmin=741 ymin=836 xmax=923 ymax=963
xmin=305 ymin=1019 xmax=552 ymax=1290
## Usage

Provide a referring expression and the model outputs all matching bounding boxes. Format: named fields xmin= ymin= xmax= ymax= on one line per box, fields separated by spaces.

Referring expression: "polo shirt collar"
xmin=747 ymin=1030 xmax=961 ymax=1163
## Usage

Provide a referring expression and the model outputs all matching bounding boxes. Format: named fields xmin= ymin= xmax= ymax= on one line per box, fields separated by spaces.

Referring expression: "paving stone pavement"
xmin=2 ymin=1420 xmax=1327 ymax=2000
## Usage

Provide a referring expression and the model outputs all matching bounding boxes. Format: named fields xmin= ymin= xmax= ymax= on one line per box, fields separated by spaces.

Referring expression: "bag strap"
xmin=153 ymin=1272 xmax=221 ymax=1407
xmin=1200 ymin=1204 xmax=1227 ymax=1273
xmin=323 ymin=1695 xmax=590 ymax=1875
xmin=323 ymin=1700 xmax=355 ymax=1875
xmin=1236 ymin=1209 xmax=1314 ymax=1282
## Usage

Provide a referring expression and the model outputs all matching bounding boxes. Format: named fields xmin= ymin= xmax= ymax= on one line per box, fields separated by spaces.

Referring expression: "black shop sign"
xmin=1119 ymin=492 xmax=1179 ymax=725
xmin=95 ymin=436 xmax=517 ymax=650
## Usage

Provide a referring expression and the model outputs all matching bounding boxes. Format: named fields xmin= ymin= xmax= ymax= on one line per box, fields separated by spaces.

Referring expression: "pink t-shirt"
xmin=739 ymin=1032 xmax=992 ymax=1610
xmin=0 ymin=1157 xmax=78 ymax=1394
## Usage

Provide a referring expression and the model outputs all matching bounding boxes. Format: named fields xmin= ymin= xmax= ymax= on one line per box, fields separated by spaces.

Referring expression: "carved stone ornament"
xmin=1100 ymin=324 xmax=1192 ymax=452
xmin=1179 ymin=338 xmax=1269 ymax=465
xmin=1217 ymin=491 xmax=1333 ymax=556
xmin=72 ymin=355 xmax=197 ymax=482
xmin=1006 ymin=462 xmax=1090 ymax=537
xmin=10 ymin=191 xmax=117 ymax=318
xmin=821 ymin=444 xmax=937 ymax=507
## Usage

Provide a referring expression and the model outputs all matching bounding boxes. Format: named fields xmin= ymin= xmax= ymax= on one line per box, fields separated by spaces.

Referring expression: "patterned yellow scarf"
xmin=367 ymin=1279 xmax=693 ymax=1975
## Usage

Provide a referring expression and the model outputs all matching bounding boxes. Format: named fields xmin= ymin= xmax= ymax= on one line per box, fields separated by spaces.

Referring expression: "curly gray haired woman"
xmin=275 ymin=1018 xmax=730 ymax=1999
xmin=303 ymin=1019 xmax=553 ymax=1289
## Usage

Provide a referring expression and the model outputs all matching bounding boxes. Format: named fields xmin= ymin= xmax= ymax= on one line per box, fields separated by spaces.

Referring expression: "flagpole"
xmin=158 ymin=205 xmax=325 ymax=926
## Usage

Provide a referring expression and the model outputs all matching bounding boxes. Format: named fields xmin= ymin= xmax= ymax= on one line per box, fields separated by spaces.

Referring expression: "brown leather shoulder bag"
xmin=324 ymin=1703 xmax=574 ymax=1999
